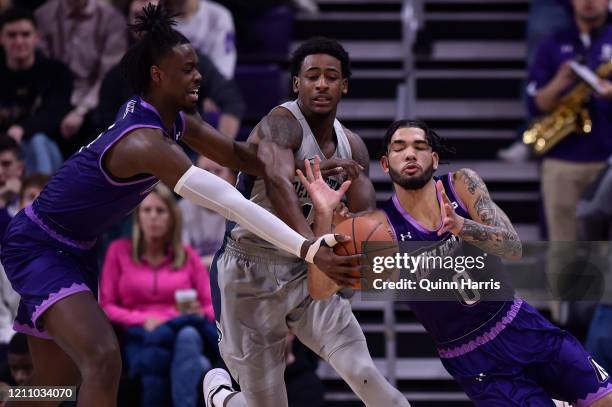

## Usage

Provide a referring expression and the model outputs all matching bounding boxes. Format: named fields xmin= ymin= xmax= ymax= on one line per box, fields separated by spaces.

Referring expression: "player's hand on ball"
xmin=296 ymin=155 xmax=351 ymax=215
xmin=436 ymin=180 xmax=464 ymax=236
xmin=311 ymin=239 xmax=363 ymax=287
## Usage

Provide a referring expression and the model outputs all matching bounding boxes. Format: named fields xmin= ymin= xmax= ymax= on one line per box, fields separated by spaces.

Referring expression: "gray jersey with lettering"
xmin=228 ymin=100 xmax=352 ymax=256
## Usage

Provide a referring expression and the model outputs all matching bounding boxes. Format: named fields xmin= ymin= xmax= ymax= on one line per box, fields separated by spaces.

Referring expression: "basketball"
xmin=333 ymin=216 xmax=398 ymax=289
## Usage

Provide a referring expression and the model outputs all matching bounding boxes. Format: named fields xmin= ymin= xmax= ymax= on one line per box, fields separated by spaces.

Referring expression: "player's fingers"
xmin=337 ymin=180 xmax=352 ymax=196
xmin=303 ymin=158 xmax=315 ymax=182
xmin=313 ymin=155 xmax=322 ymax=180
xmin=296 ymin=169 xmax=308 ymax=186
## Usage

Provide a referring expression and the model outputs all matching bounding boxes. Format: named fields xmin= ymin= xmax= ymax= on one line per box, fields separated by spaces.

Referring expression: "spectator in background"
xmin=0 ymin=8 xmax=70 ymax=175
xmin=100 ymin=183 xmax=216 ymax=407
xmin=526 ymin=0 xmax=612 ymax=323
xmin=96 ymin=0 xmax=245 ymax=139
xmin=170 ymin=0 xmax=236 ymax=79
xmin=498 ymin=0 xmax=573 ymax=162
xmin=0 ymin=170 xmax=48 ymax=242
xmin=180 ymin=155 xmax=234 ymax=267
xmin=4 ymin=333 xmax=31 ymax=386
xmin=0 ymin=136 xmax=22 ymax=212
xmin=34 ymin=0 xmax=127 ymax=156
xmin=0 ymin=173 xmax=47 ymax=356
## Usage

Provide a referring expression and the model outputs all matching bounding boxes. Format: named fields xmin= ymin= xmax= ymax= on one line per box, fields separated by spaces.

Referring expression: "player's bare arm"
xmin=442 ymin=168 xmax=522 ymax=260
xmin=253 ymin=108 xmax=316 ymax=237
xmin=181 ymin=113 xmax=263 ymax=176
xmin=344 ymin=128 xmax=377 ymax=212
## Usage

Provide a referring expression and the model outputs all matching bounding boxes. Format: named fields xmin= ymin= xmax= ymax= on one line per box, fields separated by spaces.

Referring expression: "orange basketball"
xmin=333 ymin=216 xmax=397 ymax=289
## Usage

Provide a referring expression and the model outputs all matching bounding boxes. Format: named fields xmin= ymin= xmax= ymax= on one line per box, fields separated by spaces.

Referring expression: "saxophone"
xmin=523 ymin=61 xmax=612 ymax=155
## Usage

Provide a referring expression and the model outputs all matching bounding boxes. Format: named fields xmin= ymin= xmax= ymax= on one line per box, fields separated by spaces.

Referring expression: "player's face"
xmin=293 ymin=53 xmax=348 ymax=115
xmin=138 ymin=192 xmax=172 ymax=241
xmin=154 ymin=44 xmax=202 ymax=110
xmin=0 ymin=20 xmax=38 ymax=65
xmin=381 ymin=127 xmax=439 ymax=190
xmin=7 ymin=353 xmax=33 ymax=386
xmin=572 ymin=0 xmax=609 ymax=22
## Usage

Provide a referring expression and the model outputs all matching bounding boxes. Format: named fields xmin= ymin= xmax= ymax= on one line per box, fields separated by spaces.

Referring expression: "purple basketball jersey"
xmin=381 ymin=173 xmax=514 ymax=346
xmin=31 ymin=97 xmax=186 ymax=244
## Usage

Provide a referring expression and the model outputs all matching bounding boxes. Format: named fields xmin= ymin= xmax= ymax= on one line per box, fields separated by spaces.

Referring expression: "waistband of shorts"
xmin=25 ymin=205 xmax=97 ymax=251
xmin=224 ymin=238 xmax=304 ymax=264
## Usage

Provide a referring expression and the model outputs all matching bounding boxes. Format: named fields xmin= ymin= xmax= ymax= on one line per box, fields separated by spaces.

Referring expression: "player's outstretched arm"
xmin=108 ymin=127 xmax=363 ymax=280
xmin=440 ymin=168 xmax=522 ymax=260
xmin=181 ymin=112 xmax=264 ymax=176
xmin=297 ymin=157 xmax=358 ymax=298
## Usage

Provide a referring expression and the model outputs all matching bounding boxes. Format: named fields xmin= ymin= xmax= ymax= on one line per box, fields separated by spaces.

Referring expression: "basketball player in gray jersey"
xmin=204 ymin=37 xmax=411 ymax=407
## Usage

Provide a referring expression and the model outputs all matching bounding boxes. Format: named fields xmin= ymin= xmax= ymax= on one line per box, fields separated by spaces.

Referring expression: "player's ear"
xmin=341 ymin=78 xmax=348 ymax=94
xmin=432 ymin=151 xmax=439 ymax=171
xmin=380 ymin=155 xmax=390 ymax=173
xmin=292 ymin=76 xmax=299 ymax=93
xmin=150 ymin=65 xmax=162 ymax=85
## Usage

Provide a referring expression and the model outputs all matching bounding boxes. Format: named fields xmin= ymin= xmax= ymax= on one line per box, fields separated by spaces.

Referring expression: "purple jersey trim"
xmin=139 ymin=97 xmax=177 ymax=138
xmin=25 ymin=205 xmax=97 ymax=250
xmin=447 ymin=172 xmax=469 ymax=213
xmin=391 ymin=182 xmax=443 ymax=234
xmin=97 ymin=125 xmax=159 ymax=187
xmin=438 ymin=298 xmax=523 ymax=358
xmin=13 ymin=322 xmax=52 ymax=340
xmin=382 ymin=210 xmax=398 ymax=241
xmin=576 ymin=383 xmax=612 ymax=407
xmin=31 ymin=282 xmax=91 ymax=326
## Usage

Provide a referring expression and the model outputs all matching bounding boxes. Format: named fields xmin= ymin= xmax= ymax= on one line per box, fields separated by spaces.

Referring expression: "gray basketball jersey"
xmin=229 ymin=100 xmax=353 ymax=256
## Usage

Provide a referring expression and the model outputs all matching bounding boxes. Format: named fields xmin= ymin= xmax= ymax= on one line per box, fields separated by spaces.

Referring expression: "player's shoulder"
xmin=107 ymin=238 xmax=132 ymax=255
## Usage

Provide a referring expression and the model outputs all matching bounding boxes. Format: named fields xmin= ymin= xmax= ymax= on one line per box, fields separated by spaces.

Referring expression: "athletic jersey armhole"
xmin=98 ymin=124 xmax=160 ymax=186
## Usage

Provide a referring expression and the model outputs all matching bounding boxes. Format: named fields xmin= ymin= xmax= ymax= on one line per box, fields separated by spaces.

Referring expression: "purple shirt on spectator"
xmin=526 ymin=23 xmax=612 ymax=162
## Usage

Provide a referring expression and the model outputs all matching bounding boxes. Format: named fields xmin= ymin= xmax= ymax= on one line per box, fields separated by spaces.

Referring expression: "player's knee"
xmin=81 ymin=338 xmax=122 ymax=384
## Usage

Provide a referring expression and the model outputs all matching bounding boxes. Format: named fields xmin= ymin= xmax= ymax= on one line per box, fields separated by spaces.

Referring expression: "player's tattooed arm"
xmin=453 ymin=168 xmax=522 ymax=260
xmin=344 ymin=129 xmax=377 ymax=213
xmin=255 ymin=111 xmax=315 ymax=237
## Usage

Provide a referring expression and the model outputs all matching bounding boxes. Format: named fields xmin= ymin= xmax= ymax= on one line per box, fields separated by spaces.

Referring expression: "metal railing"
xmin=397 ymin=0 xmax=423 ymax=120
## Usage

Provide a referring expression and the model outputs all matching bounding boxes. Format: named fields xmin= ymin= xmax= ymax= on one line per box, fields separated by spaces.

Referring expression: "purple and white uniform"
xmin=1 ymin=96 xmax=185 ymax=339
xmin=382 ymin=173 xmax=612 ymax=406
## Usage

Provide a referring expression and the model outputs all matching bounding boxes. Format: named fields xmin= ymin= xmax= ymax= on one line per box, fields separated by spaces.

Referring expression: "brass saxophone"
xmin=523 ymin=61 xmax=612 ymax=155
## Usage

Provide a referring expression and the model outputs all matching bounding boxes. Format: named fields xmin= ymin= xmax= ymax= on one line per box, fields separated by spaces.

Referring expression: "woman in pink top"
xmin=100 ymin=183 xmax=216 ymax=407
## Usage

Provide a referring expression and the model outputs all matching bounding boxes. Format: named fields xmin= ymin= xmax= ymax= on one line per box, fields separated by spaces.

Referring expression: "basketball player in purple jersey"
xmin=0 ymin=5 xmax=361 ymax=406
xmin=304 ymin=120 xmax=612 ymax=406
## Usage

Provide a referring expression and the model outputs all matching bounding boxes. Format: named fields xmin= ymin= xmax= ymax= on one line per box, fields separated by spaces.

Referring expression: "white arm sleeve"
xmin=174 ymin=166 xmax=306 ymax=258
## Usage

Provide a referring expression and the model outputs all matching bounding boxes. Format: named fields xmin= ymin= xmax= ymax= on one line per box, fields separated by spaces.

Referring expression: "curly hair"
xmin=289 ymin=37 xmax=351 ymax=79
xmin=120 ymin=2 xmax=190 ymax=94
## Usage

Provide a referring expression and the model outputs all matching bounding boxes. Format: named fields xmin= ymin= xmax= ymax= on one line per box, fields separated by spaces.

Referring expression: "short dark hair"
xmin=290 ymin=37 xmax=351 ymax=79
xmin=0 ymin=8 xmax=37 ymax=30
xmin=0 ymin=135 xmax=21 ymax=159
xmin=120 ymin=3 xmax=190 ymax=94
xmin=380 ymin=119 xmax=454 ymax=162
xmin=19 ymin=173 xmax=49 ymax=202
xmin=8 ymin=333 xmax=29 ymax=355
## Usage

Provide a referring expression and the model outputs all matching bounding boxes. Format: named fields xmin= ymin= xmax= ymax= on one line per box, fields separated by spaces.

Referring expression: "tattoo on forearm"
xmin=457 ymin=169 xmax=522 ymax=259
